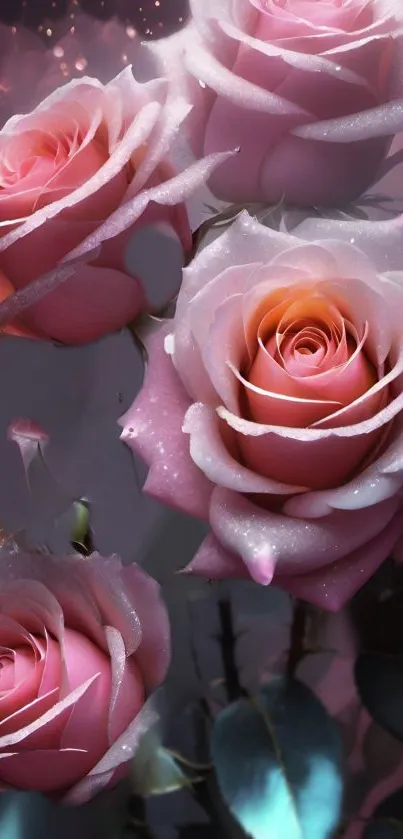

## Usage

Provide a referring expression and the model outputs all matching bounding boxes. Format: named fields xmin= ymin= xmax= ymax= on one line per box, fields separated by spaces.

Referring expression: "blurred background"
xmin=0 ymin=0 xmax=190 ymax=128
xmin=0 ymin=0 xmax=190 ymax=37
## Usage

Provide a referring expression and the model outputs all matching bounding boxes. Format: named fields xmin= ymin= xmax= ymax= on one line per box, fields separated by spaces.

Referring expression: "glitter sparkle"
xmin=0 ymin=0 xmax=189 ymax=38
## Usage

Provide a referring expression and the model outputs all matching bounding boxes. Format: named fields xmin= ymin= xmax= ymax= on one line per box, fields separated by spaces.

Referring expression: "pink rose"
xmin=121 ymin=211 xmax=403 ymax=612
xmin=0 ymin=67 xmax=206 ymax=344
xmin=175 ymin=0 xmax=403 ymax=206
xmin=0 ymin=551 xmax=170 ymax=803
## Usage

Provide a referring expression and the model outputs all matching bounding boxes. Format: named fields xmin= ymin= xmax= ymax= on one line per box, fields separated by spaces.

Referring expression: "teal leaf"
xmin=0 ymin=797 xmax=23 ymax=839
xmin=212 ymin=676 xmax=344 ymax=839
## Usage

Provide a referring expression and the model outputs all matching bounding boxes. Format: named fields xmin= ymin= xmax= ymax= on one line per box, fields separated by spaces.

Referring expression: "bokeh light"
xmin=0 ymin=0 xmax=189 ymax=38
xmin=0 ymin=0 xmax=189 ymax=128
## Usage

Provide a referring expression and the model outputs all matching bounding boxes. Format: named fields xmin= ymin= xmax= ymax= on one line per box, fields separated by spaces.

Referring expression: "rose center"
xmin=296 ymin=343 xmax=317 ymax=355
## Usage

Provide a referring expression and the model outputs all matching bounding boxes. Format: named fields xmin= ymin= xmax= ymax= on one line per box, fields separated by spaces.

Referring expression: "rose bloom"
xmin=121 ymin=211 xmax=403 ymax=611
xmin=0 ymin=551 xmax=169 ymax=802
xmin=0 ymin=67 xmax=198 ymax=344
xmin=171 ymin=0 xmax=403 ymax=207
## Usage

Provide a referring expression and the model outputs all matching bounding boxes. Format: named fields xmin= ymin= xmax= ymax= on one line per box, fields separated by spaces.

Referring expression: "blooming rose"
xmin=0 ymin=550 xmax=169 ymax=802
xmin=173 ymin=0 xmax=403 ymax=207
xmin=121 ymin=211 xmax=403 ymax=611
xmin=0 ymin=66 xmax=224 ymax=344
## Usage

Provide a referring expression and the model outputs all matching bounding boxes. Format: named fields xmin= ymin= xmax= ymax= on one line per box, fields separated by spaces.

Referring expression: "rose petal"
xmin=221 ymin=404 xmax=383 ymax=489
xmin=77 ymin=556 xmax=170 ymax=687
xmin=19 ymin=264 xmax=145 ymax=345
xmin=259 ymin=132 xmax=390 ymax=205
xmin=0 ymin=149 xmax=234 ymax=330
xmin=0 ymin=559 xmax=104 ymax=651
xmin=284 ymin=415 xmax=403 ymax=518
xmin=175 ymin=263 xmax=263 ymax=405
xmin=184 ymin=509 xmax=403 ymax=611
xmin=179 ymin=213 xmax=296 ymax=311
xmin=292 ymin=213 xmax=403 ymax=273
xmin=293 ymin=98 xmax=403 ymax=142
xmin=0 ymin=689 xmax=59 ymax=738
xmin=8 ymin=420 xmax=48 ymax=475
xmin=59 ymin=631 xmax=111 ymax=773
xmin=65 ymin=696 xmax=159 ymax=804
xmin=0 ymin=172 xmax=127 ymax=288
xmin=64 ymin=149 xmax=236 ymax=267
xmin=38 ymin=631 xmax=62 ymax=697
xmin=105 ymin=626 xmax=144 ymax=745
xmin=185 ymin=32 xmax=309 ymax=116
xmin=0 ymin=748 xmax=89 ymax=792
xmin=119 ymin=565 xmax=170 ymax=688
xmin=184 ymin=401 xmax=307 ymax=493
xmin=275 ymin=511 xmax=403 ymax=610
xmin=182 ymin=532 xmax=250 ymax=581
xmin=221 ymin=17 xmax=371 ymax=85
xmin=208 ymin=486 xmax=400 ymax=583
xmin=0 ymin=675 xmax=98 ymax=751
xmin=120 ymin=326 xmax=212 ymax=519
xmin=0 ymin=70 xmax=160 ymax=255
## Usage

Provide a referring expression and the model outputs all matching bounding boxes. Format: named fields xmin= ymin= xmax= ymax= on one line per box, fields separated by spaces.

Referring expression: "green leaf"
xmin=70 ymin=501 xmax=90 ymax=552
xmin=131 ymin=728 xmax=194 ymax=797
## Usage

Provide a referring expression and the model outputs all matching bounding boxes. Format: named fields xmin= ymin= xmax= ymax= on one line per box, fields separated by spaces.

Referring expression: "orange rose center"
xmin=241 ymin=284 xmax=377 ymax=428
